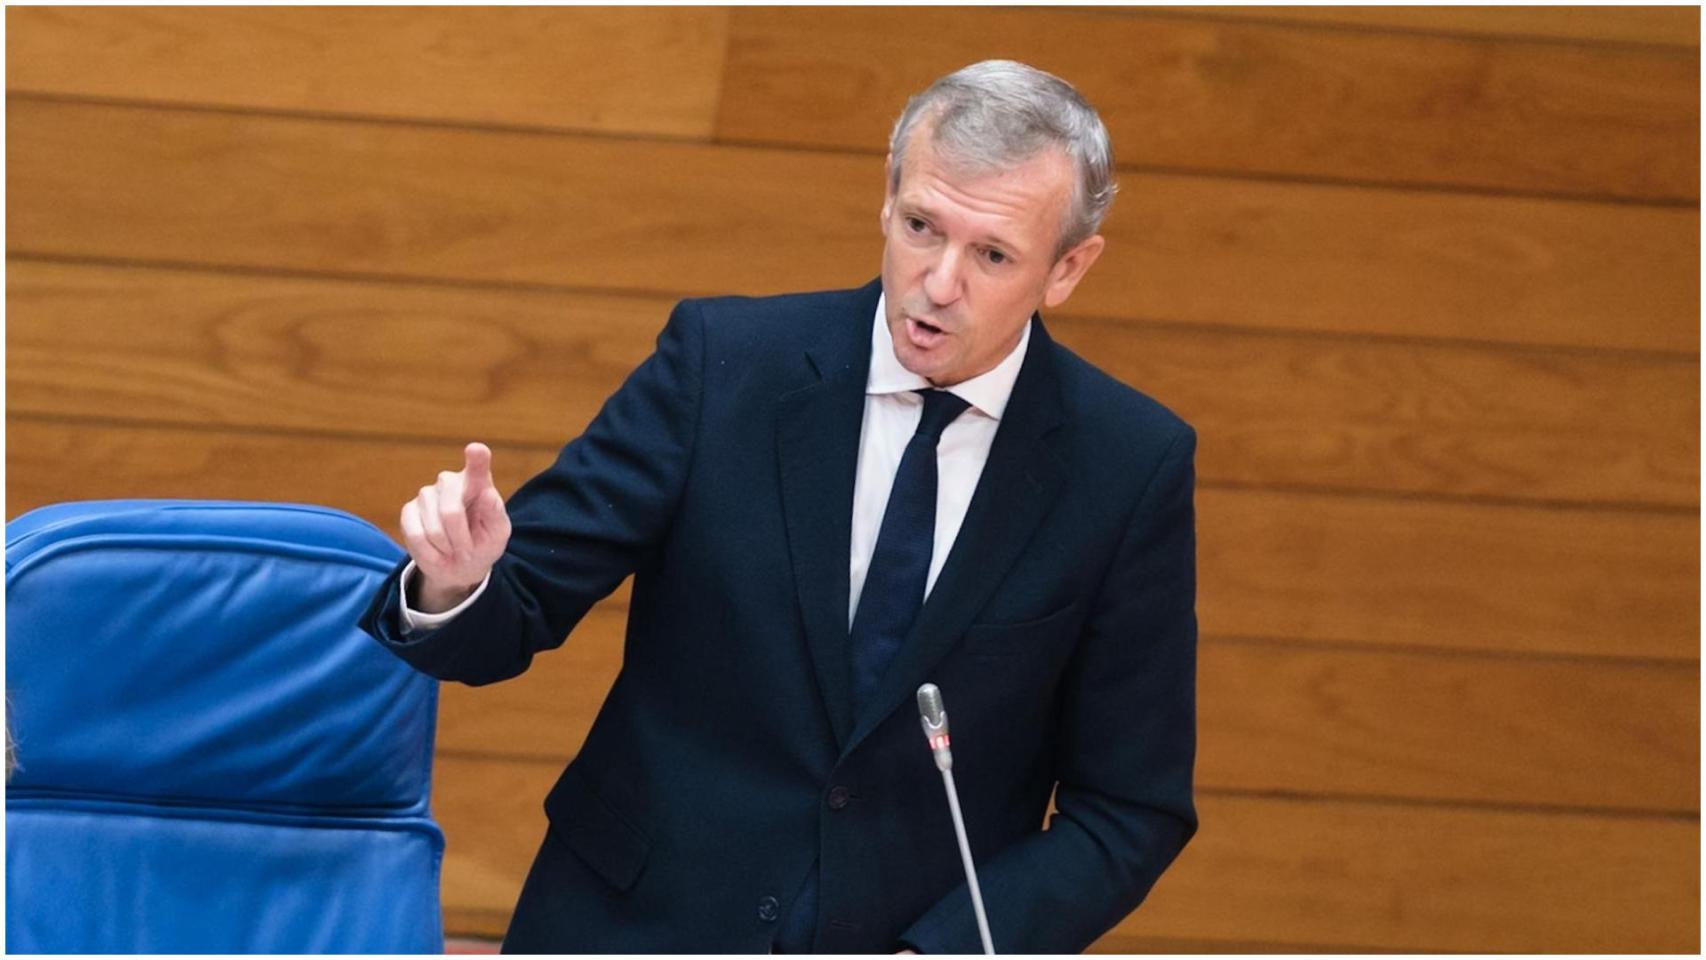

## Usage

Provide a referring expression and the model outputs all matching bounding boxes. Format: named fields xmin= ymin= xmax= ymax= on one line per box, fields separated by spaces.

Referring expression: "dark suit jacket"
xmin=360 ymin=278 xmax=1198 ymax=953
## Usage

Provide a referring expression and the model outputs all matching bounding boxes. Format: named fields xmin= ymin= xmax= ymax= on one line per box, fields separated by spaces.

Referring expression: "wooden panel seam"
xmin=10 ymin=253 xmax=1700 ymax=364
xmin=1125 ymin=7 xmax=1702 ymax=51
xmin=10 ymin=98 xmax=1695 ymax=352
xmin=12 ymin=409 xmax=1696 ymax=519
xmin=9 ymin=89 xmax=1699 ymax=208
xmin=4 ymin=88 xmax=720 ymax=147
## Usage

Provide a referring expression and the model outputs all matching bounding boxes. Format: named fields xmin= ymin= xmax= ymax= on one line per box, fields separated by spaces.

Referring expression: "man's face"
xmin=879 ymin=126 xmax=1105 ymax=386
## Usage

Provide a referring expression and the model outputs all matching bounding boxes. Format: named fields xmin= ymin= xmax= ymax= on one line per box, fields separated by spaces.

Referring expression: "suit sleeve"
xmin=901 ymin=426 xmax=1199 ymax=954
xmin=358 ymin=299 xmax=707 ymax=685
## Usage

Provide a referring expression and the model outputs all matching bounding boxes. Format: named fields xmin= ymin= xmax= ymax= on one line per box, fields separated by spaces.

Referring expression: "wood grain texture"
xmin=1168 ymin=5 xmax=1700 ymax=47
xmin=8 ymin=420 xmax=1696 ymax=663
xmin=2 ymin=419 xmax=561 ymax=536
xmin=428 ymin=608 xmax=1697 ymax=813
xmin=431 ymin=754 xmax=1700 ymax=951
xmin=443 ymin=909 xmax=511 ymax=943
xmin=1198 ymin=639 xmax=1698 ymax=813
xmin=1047 ymin=314 xmax=1699 ymax=509
xmin=1204 ymin=487 xmax=1698 ymax=661
xmin=9 ymin=260 xmax=1696 ymax=508
xmin=4 ymin=261 xmax=664 ymax=448
xmin=716 ymin=8 xmax=1700 ymax=200
xmin=8 ymin=99 xmax=1697 ymax=352
xmin=5 ymin=7 xmax=730 ymax=138
xmin=1140 ymin=793 xmax=1698 ymax=952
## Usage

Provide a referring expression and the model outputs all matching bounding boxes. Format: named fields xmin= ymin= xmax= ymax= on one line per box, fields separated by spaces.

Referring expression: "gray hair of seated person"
xmin=888 ymin=60 xmax=1118 ymax=261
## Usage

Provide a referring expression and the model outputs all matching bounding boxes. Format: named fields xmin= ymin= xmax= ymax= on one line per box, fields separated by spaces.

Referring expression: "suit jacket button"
xmin=827 ymin=785 xmax=850 ymax=811
xmin=758 ymin=896 xmax=780 ymax=923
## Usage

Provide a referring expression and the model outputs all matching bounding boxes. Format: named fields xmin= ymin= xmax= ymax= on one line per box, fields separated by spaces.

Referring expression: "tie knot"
xmin=913 ymin=389 xmax=971 ymax=443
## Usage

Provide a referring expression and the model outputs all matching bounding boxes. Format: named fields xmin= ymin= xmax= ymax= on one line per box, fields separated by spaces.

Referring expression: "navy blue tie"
xmin=775 ymin=389 xmax=969 ymax=953
xmin=848 ymin=388 xmax=971 ymax=713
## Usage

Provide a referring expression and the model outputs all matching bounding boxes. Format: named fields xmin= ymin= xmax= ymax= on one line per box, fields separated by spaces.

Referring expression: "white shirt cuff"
xmin=398 ymin=559 xmax=492 ymax=634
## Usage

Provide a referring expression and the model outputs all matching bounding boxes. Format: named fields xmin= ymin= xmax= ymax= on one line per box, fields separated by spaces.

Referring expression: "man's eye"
xmin=985 ymin=248 xmax=1007 ymax=265
xmin=905 ymin=216 xmax=927 ymax=233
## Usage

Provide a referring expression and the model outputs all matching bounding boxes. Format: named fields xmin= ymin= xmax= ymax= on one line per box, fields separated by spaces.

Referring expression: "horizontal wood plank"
xmin=7 ymin=99 xmax=1697 ymax=353
xmin=4 ymin=260 xmax=663 ymax=449
xmin=717 ymin=8 xmax=1699 ymax=200
xmin=1197 ymin=639 xmax=1698 ymax=813
xmin=1205 ymin=487 xmax=1697 ymax=661
xmin=432 ymin=754 xmax=1700 ymax=951
xmin=8 ymin=420 xmax=1695 ymax=662
xmin=2 ymin=419 xmax=562 ymax=541
xmin=1142 ymin=793 xmax=1699 ymax=952
xmin=1047 ymin=314 xmax=1699 ymax=509
xmin=9 ymin=260 xmax=1696 ymax=508
xmin=5 ymin=7 xmax=729 ymax=138
xmin=428 ymin=609 xmax=1698 ymax=813
xmin=1168 ymin=5 xmax=1700 ymax=47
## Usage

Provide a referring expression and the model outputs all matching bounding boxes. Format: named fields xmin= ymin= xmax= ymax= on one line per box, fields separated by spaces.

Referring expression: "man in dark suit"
xmin=361 ymin=60 xmax=1197 ymax=953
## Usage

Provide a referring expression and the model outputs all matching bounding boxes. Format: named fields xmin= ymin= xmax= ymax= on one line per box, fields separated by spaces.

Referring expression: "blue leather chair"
xmin=5 ymin=500 xmax=444 ymax=953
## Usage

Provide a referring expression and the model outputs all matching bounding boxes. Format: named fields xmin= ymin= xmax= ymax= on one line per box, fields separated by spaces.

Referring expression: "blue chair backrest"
xmin=6 ymin=500 xmax=443 ymax=953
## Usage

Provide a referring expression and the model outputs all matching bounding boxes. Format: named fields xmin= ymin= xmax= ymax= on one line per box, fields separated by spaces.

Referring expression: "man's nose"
xmin=923 ymin=247 xmax=963 ymax=306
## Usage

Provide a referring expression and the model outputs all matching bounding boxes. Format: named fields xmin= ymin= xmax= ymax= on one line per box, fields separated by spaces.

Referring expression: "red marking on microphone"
xmin=932 ymin=735 xmax=951 ymax=751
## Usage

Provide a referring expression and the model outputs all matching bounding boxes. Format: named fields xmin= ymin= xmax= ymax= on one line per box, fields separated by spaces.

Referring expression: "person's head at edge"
xmin=880 ymin=60 xmax=1115 ymax=387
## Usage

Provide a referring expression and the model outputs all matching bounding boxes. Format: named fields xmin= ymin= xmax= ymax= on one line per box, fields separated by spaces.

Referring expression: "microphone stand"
xmin=917 ymin=683 xmax=995 ymax=955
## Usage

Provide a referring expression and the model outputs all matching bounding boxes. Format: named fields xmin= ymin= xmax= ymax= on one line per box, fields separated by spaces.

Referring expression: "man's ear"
xmin=1042 ymin=234 xmax=1106 ymax=309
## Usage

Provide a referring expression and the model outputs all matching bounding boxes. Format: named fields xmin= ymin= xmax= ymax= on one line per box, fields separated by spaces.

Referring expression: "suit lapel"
xmin=845 ymin=317 xmax=1068 ymax=754
xmin=776 ymin=281 xmax=880 ymax=750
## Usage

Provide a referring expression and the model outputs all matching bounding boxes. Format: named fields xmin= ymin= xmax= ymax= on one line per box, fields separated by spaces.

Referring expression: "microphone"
xmin=915 ymin=683 xmax=994 ymax=955
xmin=916 ymin=683 xmax=952 ymax=771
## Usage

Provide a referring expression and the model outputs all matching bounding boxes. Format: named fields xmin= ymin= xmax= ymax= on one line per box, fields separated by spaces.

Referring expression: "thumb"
xmin=463 ymin=442 xmax=495 ymax=499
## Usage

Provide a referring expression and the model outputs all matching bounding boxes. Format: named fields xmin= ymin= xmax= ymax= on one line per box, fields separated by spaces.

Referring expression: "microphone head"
xmin=916 ymin=683 xmax=945 ymax=726
xmin=917 ymin=682 xmax=952 ymax=770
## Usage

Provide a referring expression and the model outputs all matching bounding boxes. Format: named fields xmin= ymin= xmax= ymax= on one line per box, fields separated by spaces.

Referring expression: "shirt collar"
xmin=866 ymin=293 xmax=1030 ymax=421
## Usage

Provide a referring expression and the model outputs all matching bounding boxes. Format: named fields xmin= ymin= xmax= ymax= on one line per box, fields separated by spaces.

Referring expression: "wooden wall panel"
xmin=9 ymin=420 xmax=1696 ymax=665
xmin=431 ymin=754 xmax=1700 ymax=951
xmin=1206 ymin=489 xmax=1697 ymax=661
xmin=1143 ymin=794 xmax=1698 ymax=952
xmin=717 ymin=8 xmax=1700 ymax=200
xmin=4 ymin=7 xmax=730 ymax=138
xmin=2 ymin=419 xmax=560 ymax=533
xmin=1047 ymin=314 xmax=1699 ymax=509
xmin=2 ymin=97 xmax=878 ymax=308
xmin=9 ymin=99 xmax=1696 ymax=352
xmin=1197 ymin=639 xmax=1697 ymax=813
xmin=5 ymin=261 xmax=664 ymax=447
xmin=1170 ymin=5 xmax=1700 ymax=47
xmin=10 ymin=260 xmax=1696 ymax=508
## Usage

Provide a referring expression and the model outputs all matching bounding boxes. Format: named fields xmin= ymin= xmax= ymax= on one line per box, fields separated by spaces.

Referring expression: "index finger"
xmin=463 ymin=442 xmax=494 ymax=495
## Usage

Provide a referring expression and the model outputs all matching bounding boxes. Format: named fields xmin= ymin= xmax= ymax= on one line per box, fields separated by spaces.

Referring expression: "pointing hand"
xmin=400 ymin=442 xmax=512 ymax=613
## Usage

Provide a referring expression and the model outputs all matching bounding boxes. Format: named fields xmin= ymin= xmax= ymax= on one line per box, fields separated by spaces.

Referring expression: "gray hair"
xmin=888 ymin=60 xmax=1117 ymax=259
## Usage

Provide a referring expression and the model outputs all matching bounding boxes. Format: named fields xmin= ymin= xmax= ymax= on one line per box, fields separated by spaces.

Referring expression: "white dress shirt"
xmin=846 ymin=294 xmax=1028 ymax=623
xmin=400 ymin=293 xmax=1031 ymax=632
